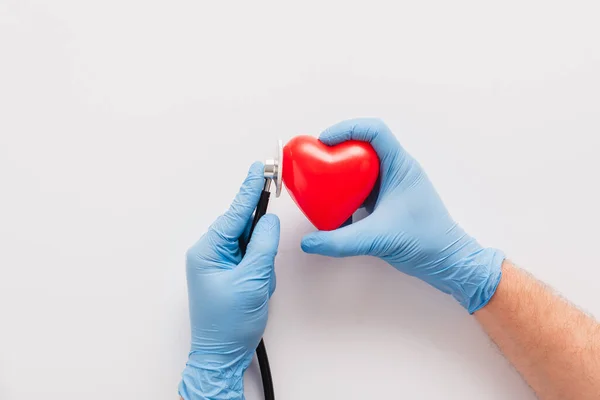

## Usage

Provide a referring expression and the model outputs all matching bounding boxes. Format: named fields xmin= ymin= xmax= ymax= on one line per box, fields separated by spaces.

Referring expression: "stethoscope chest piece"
xmin=264 ymin=139 xmax=283 ymax=198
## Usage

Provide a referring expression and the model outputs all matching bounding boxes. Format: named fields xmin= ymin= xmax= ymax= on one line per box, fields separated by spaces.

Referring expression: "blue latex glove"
xmin=301 ymin=119 xmax=505 ymax=313
xmin=179 ymin=162 xmax=279 ymax=400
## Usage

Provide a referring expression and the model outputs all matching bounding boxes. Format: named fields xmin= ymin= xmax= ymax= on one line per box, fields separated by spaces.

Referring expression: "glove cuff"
xmin=454 ymin=247 xmax=505 ymax=314
xmin=179 ymin=353 xmax=246 ymax=400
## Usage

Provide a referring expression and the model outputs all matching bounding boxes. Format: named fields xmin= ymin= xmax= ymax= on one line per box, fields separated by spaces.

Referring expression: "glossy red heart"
xmin=282 ymin=135 xmax=379 ymax=231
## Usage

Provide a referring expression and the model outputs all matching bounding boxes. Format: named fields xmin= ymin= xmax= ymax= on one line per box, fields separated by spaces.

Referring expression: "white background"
xmin=1 ymin=0 xmax=599 ymax=399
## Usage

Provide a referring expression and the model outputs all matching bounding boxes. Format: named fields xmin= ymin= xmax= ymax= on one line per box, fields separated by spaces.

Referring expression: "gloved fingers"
xmin=210 ymin=162 xmax=264 ymax=242
xmin=318 ymin=118 xmax=402 ymax=164
xmin=301 ymin=218 xmax=372 ymax=258
xmin=238 ymin=213 xmax=280 ymax=283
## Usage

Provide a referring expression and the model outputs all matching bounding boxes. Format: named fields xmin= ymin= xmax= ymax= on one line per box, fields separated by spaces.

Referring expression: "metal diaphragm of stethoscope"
xmin=263 ymin=139 xmax=283 ymax=198
xmin=239 ymin=139 xmax=283 ymax=400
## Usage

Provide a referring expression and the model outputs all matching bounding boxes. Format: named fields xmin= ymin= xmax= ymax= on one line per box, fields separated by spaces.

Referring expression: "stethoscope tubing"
xmin=239 ymin=184 xmax=275 ymax=400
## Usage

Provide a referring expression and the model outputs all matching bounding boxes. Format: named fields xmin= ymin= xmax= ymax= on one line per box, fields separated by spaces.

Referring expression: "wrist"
xmin=179 ymin=353 xmax=248 ymax=400
xmin=452 ymin=247 xmax=505 ymax=314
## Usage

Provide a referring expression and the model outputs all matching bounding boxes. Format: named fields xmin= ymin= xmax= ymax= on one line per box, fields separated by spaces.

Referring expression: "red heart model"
xmin=282 ymin=135 xmax=380 ymax=231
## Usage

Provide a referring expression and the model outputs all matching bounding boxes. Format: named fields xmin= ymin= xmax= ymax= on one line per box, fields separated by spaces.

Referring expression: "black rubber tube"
xmin=256 ymin=338 xmax=274 ymax=400
xmin=240 ymin=188 xmax=275 ymax=400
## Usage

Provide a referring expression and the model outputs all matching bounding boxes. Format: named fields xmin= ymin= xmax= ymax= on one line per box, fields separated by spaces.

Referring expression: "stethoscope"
xmin=239 ymin=140 xmax=283 ymax=400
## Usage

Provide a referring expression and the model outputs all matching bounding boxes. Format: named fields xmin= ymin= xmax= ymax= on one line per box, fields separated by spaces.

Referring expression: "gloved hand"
xmin=301 ymin=119 xmax=505 ymax=313
xmin=179 ymin=162 xmax=279 ymax=400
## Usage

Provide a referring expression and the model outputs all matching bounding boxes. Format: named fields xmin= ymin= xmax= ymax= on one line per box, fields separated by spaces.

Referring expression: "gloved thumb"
xmin=238 ymin=214 xmax=280 ymax=295
xmin=301 ymin=220 xmax=371 ymax=258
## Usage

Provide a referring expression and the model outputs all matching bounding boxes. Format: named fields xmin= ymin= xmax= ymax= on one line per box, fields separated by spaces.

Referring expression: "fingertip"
xmin=240 ymin=161 xmax=265 ymax=198
xmin=248 ymin=161 xmax=264 ymax=178
xmin=301 ymin=221 xmax=369 ymax=258
xmin=300 ymin=232 xmax=322 ymax=254
xmin=300 ymin=237 xmax=311 ymax=253
xmin=212 ymin=162 xmax=265 ymax=240
xmin=318 ymin=120 xmax=354 ymax=145
xmin=318 ymin=117 xmax=390 ymax=145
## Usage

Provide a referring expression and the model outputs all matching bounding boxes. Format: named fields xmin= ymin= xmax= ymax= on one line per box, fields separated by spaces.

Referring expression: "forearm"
xmin=475 ymin=261 xmax=600 ymax=399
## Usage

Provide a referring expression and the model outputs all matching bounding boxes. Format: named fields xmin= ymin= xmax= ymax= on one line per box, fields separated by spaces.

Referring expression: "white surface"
xmin=1 ymin=1 xmax=599 ymax=399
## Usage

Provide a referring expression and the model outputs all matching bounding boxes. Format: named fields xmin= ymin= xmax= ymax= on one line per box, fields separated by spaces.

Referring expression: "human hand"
xmin=301 ymin=119 xmax=504 ymax=313
xmin=179 ymin=162 xmax=279 ymax=400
